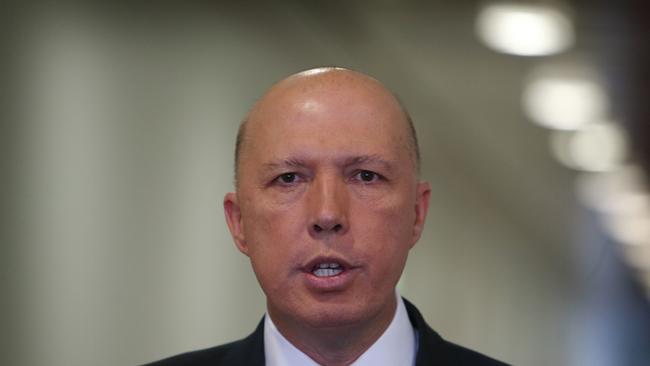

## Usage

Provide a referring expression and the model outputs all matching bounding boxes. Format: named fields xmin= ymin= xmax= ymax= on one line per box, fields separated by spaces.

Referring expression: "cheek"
xmin=352 ymin=193 xmax=416 ymax=261
xmin=358 ymin=186 xmax=415 ymax=232
xmin=241 ymin=196 xmax=306 ymax=274
xmin=243 ymin=195 xmax=300 ymax=242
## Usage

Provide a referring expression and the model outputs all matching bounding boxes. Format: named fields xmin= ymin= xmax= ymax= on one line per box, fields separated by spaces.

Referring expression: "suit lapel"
xmin=403 ymin=298 xmax=447 ymax=366
xmin=221 ymin=317 xmax=266 ymax=366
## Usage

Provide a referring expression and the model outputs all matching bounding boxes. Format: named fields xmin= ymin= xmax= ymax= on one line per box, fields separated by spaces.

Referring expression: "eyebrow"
xmin=262 ymin=158 xmax=310 ymax=172
xmin=342 ymin=154 xmax=394 ymax=171
xmin=261 ymin=154 xmax=395 ymax=172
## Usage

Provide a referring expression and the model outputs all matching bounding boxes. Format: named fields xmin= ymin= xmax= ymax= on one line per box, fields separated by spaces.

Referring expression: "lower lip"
xmin=303 ymin=268 xmax=358 ymax=292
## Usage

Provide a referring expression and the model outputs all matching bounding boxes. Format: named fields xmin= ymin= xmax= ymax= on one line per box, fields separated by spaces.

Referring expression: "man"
xmin=146 ymin=67 xmax=507 ymax=365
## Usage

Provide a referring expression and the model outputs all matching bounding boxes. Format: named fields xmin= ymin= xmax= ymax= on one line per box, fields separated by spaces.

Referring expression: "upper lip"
xmin=302 ymin=255 xmax=355 ymax=272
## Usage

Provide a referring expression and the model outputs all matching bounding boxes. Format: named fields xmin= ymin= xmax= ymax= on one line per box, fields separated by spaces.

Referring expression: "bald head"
xmin=234 ymin=67 xmax=420 ymax=185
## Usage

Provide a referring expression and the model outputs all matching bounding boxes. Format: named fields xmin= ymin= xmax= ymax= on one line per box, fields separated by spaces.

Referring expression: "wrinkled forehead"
xmin=253 ymin=70 xmax=401 ymax=117
xmin=232 ymin=70 xmax=419 ymax=187
xmin=248 ymin=73 xmax=409 ymax=148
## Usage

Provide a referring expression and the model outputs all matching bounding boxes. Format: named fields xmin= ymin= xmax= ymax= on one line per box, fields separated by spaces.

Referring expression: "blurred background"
xmin=3 ymin=1 xmax=650 ymax=365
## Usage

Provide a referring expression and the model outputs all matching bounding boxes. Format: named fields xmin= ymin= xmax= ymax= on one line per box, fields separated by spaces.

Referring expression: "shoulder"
xmin=402 ymin=298 xmax=510 ymax=366
xmin=141 ymin=319 xmax=265 ymax=366
xmin=433 ymin=339 xmax=510 ymax=366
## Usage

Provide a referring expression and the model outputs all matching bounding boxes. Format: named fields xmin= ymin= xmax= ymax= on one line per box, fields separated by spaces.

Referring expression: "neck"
xmin=268 ymin=297 xmax=397 ymax=366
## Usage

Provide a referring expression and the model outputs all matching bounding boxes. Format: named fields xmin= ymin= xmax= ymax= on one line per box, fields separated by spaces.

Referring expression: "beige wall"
xmin=6 ymin=4 xmax=579 ymax=365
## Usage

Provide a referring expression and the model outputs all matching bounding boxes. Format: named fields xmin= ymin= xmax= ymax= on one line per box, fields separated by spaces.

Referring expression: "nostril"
xmin=312 ymin=223 xmax=343 ymax=234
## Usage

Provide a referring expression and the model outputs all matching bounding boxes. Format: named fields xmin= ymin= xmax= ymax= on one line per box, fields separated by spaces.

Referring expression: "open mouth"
xmin=311 ymin=262 xmax=344 ymax=277
xmin=302 ymin=257 xmax=356 ymax=290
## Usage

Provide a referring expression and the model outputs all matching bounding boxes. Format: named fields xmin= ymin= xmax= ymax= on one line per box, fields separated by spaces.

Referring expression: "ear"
xmin=224 ymin=192 xmax=249 ymax=256
xmin=410 ymin=181 xmax=431 ymax=248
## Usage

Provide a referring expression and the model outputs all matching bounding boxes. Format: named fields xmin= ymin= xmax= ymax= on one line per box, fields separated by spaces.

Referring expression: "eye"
xmin=275 ymin=172 xmax=300 ymax=185
xmin=355 ymin=170 xmax=381 ymax=183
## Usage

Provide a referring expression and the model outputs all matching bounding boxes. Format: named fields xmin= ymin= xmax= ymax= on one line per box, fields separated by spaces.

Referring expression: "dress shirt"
xmin=264 ymin=293 xmax=417 ymax=366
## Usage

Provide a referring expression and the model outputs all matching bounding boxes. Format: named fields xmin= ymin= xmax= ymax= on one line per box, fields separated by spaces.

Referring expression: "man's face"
xmin=224 ymin=71 xmax=430 ymax=331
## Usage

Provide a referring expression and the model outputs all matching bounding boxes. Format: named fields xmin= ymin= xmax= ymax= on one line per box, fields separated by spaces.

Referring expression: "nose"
xmin=307 ymin=173 xmax=349 ymax=238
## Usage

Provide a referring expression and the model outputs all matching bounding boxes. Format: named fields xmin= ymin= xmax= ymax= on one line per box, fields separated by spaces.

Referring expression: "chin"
xmin=298 ymin=300 xmax=373 ymax=330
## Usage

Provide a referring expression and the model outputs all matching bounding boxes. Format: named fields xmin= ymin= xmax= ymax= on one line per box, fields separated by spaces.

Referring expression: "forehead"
xmin=241 ymin=73 xmax=412 ymax=168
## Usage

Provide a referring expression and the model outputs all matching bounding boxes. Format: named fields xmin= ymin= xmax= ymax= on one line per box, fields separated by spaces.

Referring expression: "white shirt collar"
xmin=264 ymin=293 xmax=417 ymax=366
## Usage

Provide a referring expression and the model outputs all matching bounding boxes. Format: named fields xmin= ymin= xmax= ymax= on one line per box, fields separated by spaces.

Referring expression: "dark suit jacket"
xmin=144 ymin=298 xmax=509 ymax=365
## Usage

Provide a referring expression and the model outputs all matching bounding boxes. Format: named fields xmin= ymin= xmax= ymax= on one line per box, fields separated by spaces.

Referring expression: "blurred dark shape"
xmin=573 ymin=0 xmax=650 ymax=364
xmin=583 ymin=0 xmax=650 ymax=175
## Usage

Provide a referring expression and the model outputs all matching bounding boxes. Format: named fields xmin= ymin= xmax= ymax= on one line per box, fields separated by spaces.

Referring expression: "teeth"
xmin=313 ymin=268 xmax=344 ymax=277
xmin=311 ymin=262 xmax=344 ymax=277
